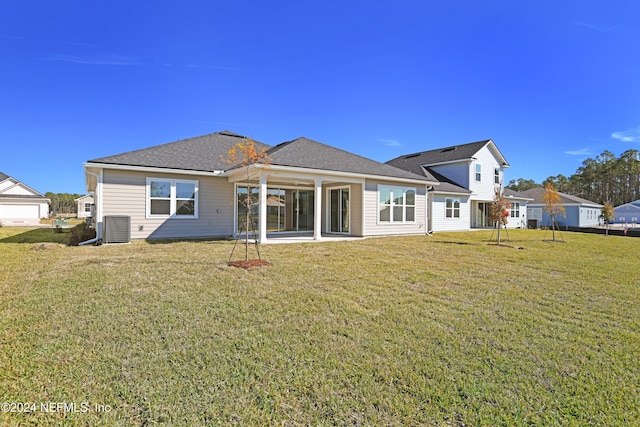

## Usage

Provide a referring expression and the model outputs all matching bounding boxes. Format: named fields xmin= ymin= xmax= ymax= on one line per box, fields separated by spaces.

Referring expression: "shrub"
xmin=68 ymin=223 xmax=97 ymax=246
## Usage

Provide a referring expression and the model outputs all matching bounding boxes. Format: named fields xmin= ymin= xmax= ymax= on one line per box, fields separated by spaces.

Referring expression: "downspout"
xmin=79 ymin=169 xmax=103 ymax=246
xmin=425 ymin=185 xmax=433 ymax=235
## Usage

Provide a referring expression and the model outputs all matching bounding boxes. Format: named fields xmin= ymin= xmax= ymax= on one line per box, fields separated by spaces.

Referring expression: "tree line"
xmin=507 ymin=149 xmax=640 ymax=206
xmin=45 ymin=192 xmax=83 ymax=215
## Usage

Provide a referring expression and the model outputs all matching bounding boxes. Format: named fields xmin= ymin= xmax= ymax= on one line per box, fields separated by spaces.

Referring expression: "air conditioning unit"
xmin=103 ymin=215 xmax=131 ymax=244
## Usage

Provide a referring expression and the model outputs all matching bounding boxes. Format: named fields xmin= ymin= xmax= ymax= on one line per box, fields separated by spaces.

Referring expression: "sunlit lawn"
xmin=0 ymin=227 xmax=638 ymax=426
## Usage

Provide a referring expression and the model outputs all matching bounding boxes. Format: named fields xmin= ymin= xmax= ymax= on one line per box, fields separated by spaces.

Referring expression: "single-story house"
xmin=520 ymin=187 xmax=603 ymax=228
xmin=387 ymin=140 xmax=531 ymax=230
xmin=613 ymin=199 xmax=640 ymax=226
xmin=0 ymin=171 xmax=50 ymax=226
xmin=84 ymin=131 xmax=439 ymax=243
xmin=75 ymin=194 xmax=95 ymax=218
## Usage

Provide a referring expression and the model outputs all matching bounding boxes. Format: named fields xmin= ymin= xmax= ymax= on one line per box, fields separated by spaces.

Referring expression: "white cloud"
xmin=379 ymin=138 xmax=401 ymax=147
xmin=611 ymin=126 xmax=640 ymax=143
xmin=43 ymin=54 xmax=142 ymax=66
xmin=565 ymin=148 xmax=594 ymax=156
xmin=574 ymin=21 xmax=622 ymax=33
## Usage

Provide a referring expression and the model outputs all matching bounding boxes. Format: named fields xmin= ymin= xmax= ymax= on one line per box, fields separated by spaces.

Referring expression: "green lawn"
xmin=1 ymin=227 xmax=638 ymax=426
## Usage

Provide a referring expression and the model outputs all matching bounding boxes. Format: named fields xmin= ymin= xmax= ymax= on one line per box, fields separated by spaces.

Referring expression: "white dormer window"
xmin=475 ymin=164 xmax=482 ymax=182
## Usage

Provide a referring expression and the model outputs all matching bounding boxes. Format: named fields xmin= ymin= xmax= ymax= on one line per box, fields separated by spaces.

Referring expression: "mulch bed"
xmin=227 ymin=259 xmax=271 ymax=269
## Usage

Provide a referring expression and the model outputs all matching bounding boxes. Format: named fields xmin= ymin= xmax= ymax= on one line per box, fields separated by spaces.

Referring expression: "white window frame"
xmin=83 ymin=202 xmax=92 ymax=213
xmin=475 ymin=163 xmax=482 ymax=182
xmin=146 ymin=177 xmax=199 ymax=219
xmin=511 ymin=202 xmax=520 ymax=218
xmin=494 ymin=168 xmax=501 ymax=185
xmin=377 ymin=185 xmax=416 ymax=224
xmin=445 ymin=198 xmax=461 ymax=219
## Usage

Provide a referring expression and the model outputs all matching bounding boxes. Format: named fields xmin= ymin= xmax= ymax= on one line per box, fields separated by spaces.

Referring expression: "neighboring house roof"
xmin=265 ymin=137 xmax=435 ymax=182
xmin=504 ymin=188 xmax=533 ymax=201
xmin=614 ymin=199 xmax=640 ymax=210
xmin=0 ymin=171 xmax=48 ymax=199
xmin=87 ymin=131 xmax=270 ymax=172
xmin=520 ymin=187 xmax=603 ymax=207
xmin=386 ymin=139 xmax=510 ymax=169
xmin=87 ymin=131 xmax=435 ymax=184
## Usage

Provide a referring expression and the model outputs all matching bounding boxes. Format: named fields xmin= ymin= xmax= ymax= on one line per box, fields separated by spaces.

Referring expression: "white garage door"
xmin=0 ymin=204 xmax=40 ymax=219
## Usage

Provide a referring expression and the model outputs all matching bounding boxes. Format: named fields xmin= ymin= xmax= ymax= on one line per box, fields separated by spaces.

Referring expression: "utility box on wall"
xmin=103 ymin=215 xmax=131 ymax=243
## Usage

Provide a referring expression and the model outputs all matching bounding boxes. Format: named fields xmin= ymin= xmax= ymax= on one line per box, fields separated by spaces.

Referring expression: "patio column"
xmin=259 ymin=174 xmax=268 ymax=243
xmin=314 ymin=178 xmax=323 ymax=240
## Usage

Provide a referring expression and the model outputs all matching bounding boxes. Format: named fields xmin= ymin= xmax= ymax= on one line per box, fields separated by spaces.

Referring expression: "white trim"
xmin=377 ymin=185 xmax=417 ymax=225
xmin=225 ymin=164 xmax=437 ymax=186
xmin=85 ymin=162 xmax=224 ymax=177
xmin=146 ymin=177 xmax=199 ymax=219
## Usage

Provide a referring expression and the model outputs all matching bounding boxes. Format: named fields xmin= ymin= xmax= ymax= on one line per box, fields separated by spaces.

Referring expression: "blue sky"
xmin=1 ymin=1 xmax=639 ymax=194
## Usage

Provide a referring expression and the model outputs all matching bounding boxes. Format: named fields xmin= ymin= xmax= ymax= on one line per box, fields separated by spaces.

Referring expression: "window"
xmin=147 ymin=178 xmax=198 ymax=218
xmin=445 ymin=198 xmax=460 ymax=219
xmin=84 ymin=203 xmax=92 ymax=213
xmin=475 ymin=164 xmax=482 ymax=181
xmin=511 ymin=202 xmax=520 ymax=218
xmin=494 ymin=168 xmax=500 ymax=184
xmin=378 ymin=186 xmax=416 ymax=223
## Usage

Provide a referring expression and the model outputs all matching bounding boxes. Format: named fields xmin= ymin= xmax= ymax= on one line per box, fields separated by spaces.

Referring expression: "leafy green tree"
xmin=506 ymin=178 xmax=538 ymax=192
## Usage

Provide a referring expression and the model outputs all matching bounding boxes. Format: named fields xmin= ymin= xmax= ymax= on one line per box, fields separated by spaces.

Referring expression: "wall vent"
xmin=103 ymin=215 xmax=131 ymax=244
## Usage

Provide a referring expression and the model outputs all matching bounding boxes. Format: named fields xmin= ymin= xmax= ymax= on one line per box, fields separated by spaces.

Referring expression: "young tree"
xmin=601 ymin=201 xmax=615 ymax=236
xmin=543 ymin=183 xmax=566 ymax=241
xmin=489 ymin=187 xmax=511 ymax=245
xmin=223 ymin=138 xmax=270 ymax=262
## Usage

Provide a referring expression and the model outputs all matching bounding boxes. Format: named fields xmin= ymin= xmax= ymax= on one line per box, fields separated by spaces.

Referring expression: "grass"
xmin=0 ymin=227 xmax=638 ymax=426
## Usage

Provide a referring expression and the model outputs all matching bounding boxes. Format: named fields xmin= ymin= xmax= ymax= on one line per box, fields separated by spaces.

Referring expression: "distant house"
xmin=75 ymin=194 xmax=95 ymax=218
xmin=613 ymin=199 xmax=640 ymax=226
xmin=387 ymin=140 xmax=531 ymax=231
xmin=0 ymin=171 xmax=50 ymax=226
xmin=520 ymin=187 xmax=602 ymax=228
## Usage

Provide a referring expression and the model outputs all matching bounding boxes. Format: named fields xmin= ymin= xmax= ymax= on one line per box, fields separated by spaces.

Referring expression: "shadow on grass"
xmin=0 ymin=227 xmax=72 ymax=245
xmin=434 ymin=240 xmax=474 ymax=246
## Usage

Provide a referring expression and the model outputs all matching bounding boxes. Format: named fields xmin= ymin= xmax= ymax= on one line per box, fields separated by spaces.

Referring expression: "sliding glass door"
xmin=239 ymin=186 xmax=314 ymax=233
xmin=329 ymin=187 xmax=349 ymax=234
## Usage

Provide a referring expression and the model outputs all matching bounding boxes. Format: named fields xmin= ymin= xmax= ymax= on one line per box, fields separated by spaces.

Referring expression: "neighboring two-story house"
xmin=387 ymin=140 xmax=530 ymax=231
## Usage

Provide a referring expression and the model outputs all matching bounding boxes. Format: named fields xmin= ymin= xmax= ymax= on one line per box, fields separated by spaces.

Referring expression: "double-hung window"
xmin=475 ymin=164 xmax=482 ymax=182
xmin=147 ymin=178 xmax=198 ymax=218
xmin=445 ymin=198 xmax=460 ymax=219
xmin=378 ymin=186 xmax=416 ymax=223
xmin=510 ymin=202 xmax=520 ymax=219
xmin=494 ymin=168 xmax=501 ymax=184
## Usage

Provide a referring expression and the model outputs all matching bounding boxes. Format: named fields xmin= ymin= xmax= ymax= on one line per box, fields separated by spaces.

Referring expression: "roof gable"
xmin=0 ymin=172 xmax=47 ymax=199
xmin=266 ymin=137 xmax=435 ymax=182
xmin=88 ymin=131 xmax=271 ymax=172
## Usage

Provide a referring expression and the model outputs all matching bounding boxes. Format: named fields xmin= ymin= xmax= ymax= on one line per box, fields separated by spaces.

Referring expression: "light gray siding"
xmin=363 ymin=179 xmax=428 ymax=236
xmin=102 ymin=169 xmax=234 ymax=239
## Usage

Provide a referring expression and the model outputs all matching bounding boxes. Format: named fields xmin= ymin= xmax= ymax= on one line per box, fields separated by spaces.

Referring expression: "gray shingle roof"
xmin=87 ymin=131 xmax=271 ymax=172
xmin=87 ymin=132 xmax=434 ymax=183
xmin=520 ymin=187 xmax=603 ymax=206
xmin=386 ymin=140 xmax=492 ymax=168
xmin=266 ymin=137 xmax=435 ymax=182
xmin=0 ymin=171 xmax=10 ymax=182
